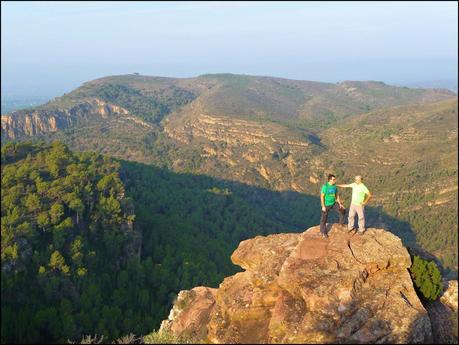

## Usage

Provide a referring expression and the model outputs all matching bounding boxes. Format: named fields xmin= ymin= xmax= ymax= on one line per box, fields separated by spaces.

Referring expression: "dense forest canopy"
xmin=1 ymin=141 xmax=323 ymax=343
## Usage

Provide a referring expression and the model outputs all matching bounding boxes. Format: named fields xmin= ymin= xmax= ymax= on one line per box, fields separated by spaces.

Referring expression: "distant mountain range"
xmin=1 ymin=73 xmax=457 ymax=275
xmin=395 ymin=79 xmax=458 ymax=92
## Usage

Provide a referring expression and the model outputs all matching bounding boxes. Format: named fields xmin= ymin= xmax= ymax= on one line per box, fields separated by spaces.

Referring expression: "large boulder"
xmin=160 ymin=225 xmax=433 ymax=343
xmin=160 ymin=286 xmax=217 ymax=340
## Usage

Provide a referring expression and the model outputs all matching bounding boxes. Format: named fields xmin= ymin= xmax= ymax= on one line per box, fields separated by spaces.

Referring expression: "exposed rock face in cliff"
xmin=160 ymin=225 xmax=432 ymax=344
xmin=1 ymin=98 xmax=136 ymax=141
xmin=162 ymin=111 xmax=322 ymax=192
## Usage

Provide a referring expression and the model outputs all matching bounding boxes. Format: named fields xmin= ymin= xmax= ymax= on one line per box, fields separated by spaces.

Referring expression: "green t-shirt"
xmin=351 ymin=183 xmax=370 ymax=205
xmin=321 ymin=182 xmax=337 ymax=206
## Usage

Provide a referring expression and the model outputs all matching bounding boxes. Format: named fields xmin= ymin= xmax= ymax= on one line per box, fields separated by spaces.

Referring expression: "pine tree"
xmin=409 ymin=255 xmax=443 ymax=301
xmin=49 ymin=250 xmax=70 ymax=274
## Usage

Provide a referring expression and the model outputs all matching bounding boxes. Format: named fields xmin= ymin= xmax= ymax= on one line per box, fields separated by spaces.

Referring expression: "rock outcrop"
xmin=441 ymin=280 xmax=458 ymax=312
xmin=160 ymin=225 xmax=433 ymax=344
xmin=424 ymin=280 xmax=458 ymax=344
xmin=1 ymin=98 xmax=135 ymax=141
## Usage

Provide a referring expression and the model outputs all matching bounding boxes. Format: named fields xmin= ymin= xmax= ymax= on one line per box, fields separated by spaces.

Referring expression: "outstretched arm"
xmin=337 ymin=184 xmax=352 ymax=188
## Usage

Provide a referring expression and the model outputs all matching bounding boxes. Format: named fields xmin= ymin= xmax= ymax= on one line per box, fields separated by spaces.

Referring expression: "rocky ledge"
xmin=160 ymin=224 xmax=433 ymax=343
xmin=440 ymin=280 xmax=458 ymax=312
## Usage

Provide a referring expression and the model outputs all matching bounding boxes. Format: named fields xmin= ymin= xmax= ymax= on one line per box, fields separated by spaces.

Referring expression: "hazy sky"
xmin=2 ymin=1 xmax=458 ymax=98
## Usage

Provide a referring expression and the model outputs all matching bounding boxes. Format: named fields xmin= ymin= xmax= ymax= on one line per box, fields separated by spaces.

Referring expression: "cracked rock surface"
xmin=160 ymin=224 xmax=432 ymax=344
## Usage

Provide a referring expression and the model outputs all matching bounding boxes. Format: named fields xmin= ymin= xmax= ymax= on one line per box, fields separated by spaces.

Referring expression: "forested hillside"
xmin=1 ymin=141 xmax=138 ymax=343
xmin=1 ymin=141 xmax=320 ymax=343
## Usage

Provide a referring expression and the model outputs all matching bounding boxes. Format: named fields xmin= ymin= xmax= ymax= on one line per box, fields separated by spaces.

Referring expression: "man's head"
xmin=354 ymin=175 xmax=363 ymax=184
xmin=328 ymin=174 xmax=337 ymax=185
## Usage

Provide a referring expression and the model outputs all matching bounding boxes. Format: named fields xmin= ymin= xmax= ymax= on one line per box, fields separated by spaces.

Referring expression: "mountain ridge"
xmin=2 ymin=73 xmax=455 ymax=137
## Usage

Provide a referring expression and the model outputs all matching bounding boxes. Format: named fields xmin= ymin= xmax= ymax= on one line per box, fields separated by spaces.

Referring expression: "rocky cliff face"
xmin=1 ymin=98 xmax=137 ymax=141
xmin=160 ymin=225 xmax=432 ymax=344
xmin=425 ymin=279 xmax=459 ymax=344
xmin=163 ymin=110 xmax=322 ymax=192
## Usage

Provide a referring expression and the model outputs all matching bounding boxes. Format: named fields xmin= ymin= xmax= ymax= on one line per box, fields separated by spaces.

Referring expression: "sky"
xmin=1 ymin=1 xmax=458 ymax=99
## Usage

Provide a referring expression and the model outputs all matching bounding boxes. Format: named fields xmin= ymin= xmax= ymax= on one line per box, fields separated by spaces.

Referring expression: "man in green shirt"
xmin=320 ymin=174 xmax=345 ymax=239
xmin=338 ymin=175 xmax=372 ymax=235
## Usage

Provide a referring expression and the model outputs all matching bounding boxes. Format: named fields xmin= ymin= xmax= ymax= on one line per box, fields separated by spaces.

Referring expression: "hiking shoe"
xmin=357 ymin=231 xmax=365 ymax=236
xmin=321 ymin=232 xmax=329 ymax=239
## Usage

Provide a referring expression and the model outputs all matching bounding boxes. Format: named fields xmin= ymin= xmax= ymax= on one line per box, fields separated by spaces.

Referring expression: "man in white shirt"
xmin=337 ymin=175 xmax=372 ymax=235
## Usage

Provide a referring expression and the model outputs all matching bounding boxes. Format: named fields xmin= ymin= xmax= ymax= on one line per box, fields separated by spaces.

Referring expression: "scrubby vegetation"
xmin=143 ymin=329 xmax=196 ymax=344
xmin=409 ymin=255 xmax=443 ymax=301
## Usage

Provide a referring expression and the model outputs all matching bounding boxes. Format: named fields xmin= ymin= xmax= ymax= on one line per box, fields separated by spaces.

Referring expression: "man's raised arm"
xmin=337 ymin=183 xmax=352 ymax=188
